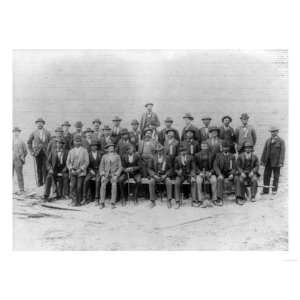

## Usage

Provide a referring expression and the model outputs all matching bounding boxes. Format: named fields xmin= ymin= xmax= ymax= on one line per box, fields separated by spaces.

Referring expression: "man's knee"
xmin=196 ymin=175 xmax=203 ymax=184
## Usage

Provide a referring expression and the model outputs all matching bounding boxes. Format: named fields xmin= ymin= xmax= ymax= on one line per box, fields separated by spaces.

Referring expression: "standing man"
xmin=207 ymin=126 xmax=223 ymax=160
xmin=82 ymin=127 xmax=94 ymax=151
xmin=138 ymin=128 xmax=158 ymax=178
xmin=219 ymin=116 xmax=236 ymax=154
xmin=181 ymin=128 xmax=200 ymax=156
xmin=194 ymin=141 xmax=217 ymax=208
xmin=174 ymin=145 xmax=197 ymax=208
xmin=213 ymin=141 xmax=237 ymax=206
xmin=111 ymin=116 xmax=123 ymax=144
xmin=99 ymin=143 xmax=123 ymax=209
xmin=129 ymin=119 xmax=141 ymax=150
xmin=92 ymin=118 xmax=103 ymax=141
xmin=27 ymin=118 xmax=51 ymax=187
xmin=236 ymin=142 xmax=260 ymax=204
xmin=61 ymin=121 xmax=72 ymax=150
xmin=181 ymin=113 xmax=199 ymax=141
xmin=148 ymin=144 xmax=173 ymax=208
xmin=116 ymin=128 xmax=134 ymax=157
xmin=71 ymin=121 xmax=84 ymax=147
xmin=99 ymin=125 xmax=114 ymax=152
xmin=66 ymin=135 xmax=89 ymax=206
xmin=82 ymin=139 xmax=102 ymax=205
xmin=198 ymin=116 xmax=212 ymax=144
xmin=260 ymin=126 xmax=285 ymax=196
xmin=47 ymin=127 xmax=65 ymax=155
xmin=43 ymin=137 xmax=69 ymax=201
xmin=140 ymin=102 xmax=160 ymax=138
xmin=118 ymin=144 xmax=142 ymax=205
xmin=158 ymin=117 xmax=180 ymax=145
xmin=235 ymin=113 xmax=257 ymax=153
xmin=164 ymin=128 xmax=179 ymax=165
xmin=13 ymin=127 xmax=27 ymax=194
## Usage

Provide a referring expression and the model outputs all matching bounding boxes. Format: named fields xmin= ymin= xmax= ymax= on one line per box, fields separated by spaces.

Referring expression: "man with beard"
xmin=92 ymin=118 xmax=103 ymax=141
xmin=82 ymin=127 xmax=94 ymax=151
xmin=180 ymin=128 xmax=200 ymax=156
xmin=116 ymin=128 xmax=134 ymax=157
xmin=158 ymin=117 xmax=180 ymax=145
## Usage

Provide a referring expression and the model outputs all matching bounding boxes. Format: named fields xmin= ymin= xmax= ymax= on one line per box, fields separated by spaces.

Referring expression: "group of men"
xmin=13 ymin=102 xmax=285 ymax=209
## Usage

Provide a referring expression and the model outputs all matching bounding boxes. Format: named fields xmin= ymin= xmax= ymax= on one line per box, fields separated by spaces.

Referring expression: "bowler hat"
xmin=166 ymin=128 xmax=176 ymax=134
xmin=120 ymin=128 xmax=129 ymax=135
xmin=90 ymin=139 xmax=99 ymax=146
xmin=13 ymin=126 xmax=21 ymax=132
xmin=35 ymin=118 xmax=45 ymax=124
xmin=112 ymin=116 xmax=122 ymax=121
xmin=201 ymin=116 xmax=212 ymax=121
xmin=244 ymin=142 xmax=253 ymax=148
xmin=105 ymin=143 xmax=115 ymax=149
xmin=144 ymin=127 xmax=153 ymax=134
xmin=144 ymin=102 xmax=154 ymax=107
xmin=155 ymin=144 xmax=164 ymax=152
xmin=103 ymin=125 xmax=111 ymax=131
xmin=55 ymin=127 xmax=63 ymax=133
xmin=131 ymin=119 xmax=139 ymax=125
xmin=55 ymin=137 xmax=65 ymax=144
xmin=150 ymin=120 xmax=158 ymax=126
xmin=209 ymin=126 xmax=220 ymax=133
xmin=222 ymin=115 xmax=232 ymax=122
xmin=74 ymin=135 xmax=82 ymax=142
xmin=84 ymin=127 xmax=94 ymax=134
xmin=74 ymin=121 xmax=83 ymax=128
xmin=165 ymin=117 xmax=173 ymax=123
xmin=269 ymin=126 xmax=279 ymax=132
xmin=179 ymin=145 xmax=187 ymax=152
xmin=183 ymin=113 xmax=194 ymax=120
xmin=92 ymin=118 xmax=102 ymax=125
xmin=240 ymin=113 xmax=250 ymax=120
xmin=61 ymin=121 xmax=71 ymax=127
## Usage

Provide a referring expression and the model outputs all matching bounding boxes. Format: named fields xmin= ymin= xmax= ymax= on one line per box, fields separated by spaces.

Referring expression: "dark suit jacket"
xmin=27 ymin=128 xmax=51 ymax=156
xmin=63 ymin=132 xmax=73 ymax=150
xmin=213 ymin=153 xmax=236 ymax=176
xmin=164 ymin=138 xmax=179 ymax=159
xmin=158 ymin=127 xmax=180 ymax=145
xmin=129 ymin=130 xmax=141 ymax=150
xmin=116 ymin=139 xmax=134 ymax=157
xmin=261 ymin=137 xmax=285 ymax=167
xmin=174 ymin=154 xmax=195 ymax=177
xmin=140 ymin=112 xmax=160 ymax=133
xmin=88 ymin=151 xmax=102 ymax=173
xmin=194 ymin=151 xmax=215 ymax=174
xmin=219 ymin=126 xmax=236 ymax=152
xmin=237 ymin=153 xmax=259 ymax=175
xmin=198 ymin=127 xmax=212 ymax=143
xmin=180 ymin=139 xmax=200 ymax=156
xmin=181 ymin=124 xmax=199 ymax=141
xmin=121 ymin=153 xmax=142 ymax=175
xmin=111 ymin=126 xmax=123 ymax=144
xmin=47 ymin=148 xmax=68 ymax=174
xmin=207 ymin=137 xmax=223 ymax=160
xmin=99 ymin=135 xmax=114 ymax=153
xmin=148 ymin=155 xmax=173 ymax=177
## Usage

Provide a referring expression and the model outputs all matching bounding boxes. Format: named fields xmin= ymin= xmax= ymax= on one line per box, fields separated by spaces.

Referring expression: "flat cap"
xmin=144 ymin=102 xmax=154 ymax=107
xmin=222 ymin=115 xmax=232 ymax=122
xmin=92 ymin=118 xmax=102 ymax=124
xmin=35 ymin=118 xmax=46 ymax=124
xmin=166 ymin=128 xmax=177 ymax=134
xmin=164 ymin=117 xmax=173 ymax=123
xmin=61 ymin=121 xmax=71 ymax=127
xmin=182 ymin=113 xmax=194 ymax=120
xmin=84 ymin=127 xmax=94 ymax=134
xmin=112 ymin=116 xmax=122 ymax=121
xmin=269 ymin=126 xmax=279 ymax=132
xmin=131 ymin=119 xmax=139 ymax=125
xmin=240 ymin=113 xmax=250 ymax=120
xmin=244 ymin=142 xmax=254 ymax=148
xmin=13 ymin=126 xmax=21 ymax=132
xmin=74 ymin=121 xmax=83 ymax=128
xmin=186 ymin=128 xmax=196 ymax=135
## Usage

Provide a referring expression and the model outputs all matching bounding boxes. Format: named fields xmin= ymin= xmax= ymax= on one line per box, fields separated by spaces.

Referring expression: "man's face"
xmin=145 ymin=131 xmax=152 ymax=138
xmin=62 ymin=125 xmax=69 ymax=133
xmin=76 ymin=127 xmax=81 ymax=133
xmin=271 ymin=131 xmax=278 ymax=138
xmin=211 ymin=130 xmax=218 ymax=138
xmin=241 ymin=119 xmax=248 ymax=126
xmin=223 ymin=118 xmax=231 ymax=126
xmin=165 ymin=121 xmax=172 ymax=128
xmin=123 ymin=134 xmax=129 ymax=140
xmin=202 ymin=119 xmax=211 ymax=127
xmin=180 ymin=150 xmax=187 ymax=156
xmin=201 ymin=144 xmax=208 ymax=151
xmin=186 ymin=131 xmax=193 ymax=139
xmin=167 ymin=131 xmax=174 ymax=139
xmin=108 ymin=146 xmax=114 ymax=153
xmin=113 ymin=120 xmax=121 ymax=127
xmin=132 ymin=124 xmax=138 ymax=131
xmin=146 ymin=105 xmax=153 ymax=112
xmin=74 ymin=140 xmax=81 ymax=147
xmin=36 ymin=121 xmax=44 ymax=129
xmin=245 ymin=147 xmax=251 ymax=154
xmin=184 ymin=118 xmax=191 ymax=126
xmin=94 ymin=123 xmax=100 ymax=131
xmin=91 ymin=145 xmax=98 ymax=152
xmin=86 ymin=132 xmax=92 ymax=138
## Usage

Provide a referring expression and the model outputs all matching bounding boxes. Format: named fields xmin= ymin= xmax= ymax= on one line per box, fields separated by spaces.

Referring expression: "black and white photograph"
xmin=13 ymin=49 xmax=288 ymax=251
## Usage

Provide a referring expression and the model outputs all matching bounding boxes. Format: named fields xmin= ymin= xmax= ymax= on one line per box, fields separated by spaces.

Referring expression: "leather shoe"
xmin=99 ymin=203 xmax=105 ymax=209
xmin=167 ymin=199 xmax=172 ymax=208
xmin=111 ymin=203 xmax=116 ymax=209
xmin=174 ymin=202 xmax=181 ymax=209
xmin=150 ymin=201 xmax=156 ymax=208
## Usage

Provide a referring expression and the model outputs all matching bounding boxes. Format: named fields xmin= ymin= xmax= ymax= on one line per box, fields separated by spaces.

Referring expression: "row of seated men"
xmin=41 ymin=130 xmax=261 ymax=209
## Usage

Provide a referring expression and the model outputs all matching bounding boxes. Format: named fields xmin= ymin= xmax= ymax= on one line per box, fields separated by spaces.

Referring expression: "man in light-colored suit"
xmin=66 ymin=135 xmax=89 ymax=206
xmin=27 ymin=118 xmax=51 ymax=186
xmin=99 ymin=143 xmax=123 ymax=209
xmin=140 ymin=102 xmax=160 ymax=138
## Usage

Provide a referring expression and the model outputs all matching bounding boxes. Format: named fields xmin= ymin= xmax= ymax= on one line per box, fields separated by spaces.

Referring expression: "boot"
xmin=201 ymin=199 xmax=213 ymax=208
xmin=167 ymin=199 xmax=172 ymax=208
xmin=174 ymin=201 xmax=181 ymax=209
xmin=236 ymin=197 xmax=245 ymax=205
xmin=111 ymin=202 xmax=116 ymax=209
xmin=99 ymin=203 xmax=105 ymax=209
xmin=150 ymin=200 xmax=156 ymax=208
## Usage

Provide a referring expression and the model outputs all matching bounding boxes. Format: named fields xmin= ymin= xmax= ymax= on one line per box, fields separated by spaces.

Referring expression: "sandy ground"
xmin=13 ymin=161 xmax=288 ymax=250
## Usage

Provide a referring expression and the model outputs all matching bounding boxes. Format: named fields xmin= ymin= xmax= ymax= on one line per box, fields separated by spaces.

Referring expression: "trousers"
xmin=196 ymin=174 xmax=217 ymax=201
xmin=174 ymin=176 xmax=196 ymax=202
xmin=70 ymin=174 xmax=85 ymax=204
xmin=44 ymin=173 xmax=69 ymax=198
xmin=236 ymin=175 xmax=258 ymax=198
xmin=263 ymin=163 xmax=281 ymax=193
xmin=148 ymin=177 xmax=173 ymax=201
xmin=100 ymin=175 xmax=118 ymax=204
xmin=35 ymin=151 xmax=47 ymax=186
xmin=119 ymin=173 xmax=141 ymax=201
xmin=13 ymin=159 xmax=24 ymax=191
xmin=83 ymin=173 xmax=101 ymax=200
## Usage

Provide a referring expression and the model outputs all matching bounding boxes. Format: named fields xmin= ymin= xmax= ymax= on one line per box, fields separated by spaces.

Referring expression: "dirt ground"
xmin=13 ymin=160 xmax=288 ymax=251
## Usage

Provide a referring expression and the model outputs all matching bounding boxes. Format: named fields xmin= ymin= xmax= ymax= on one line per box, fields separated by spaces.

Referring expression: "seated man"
xmin=119 ymin=144 xmax=142 ymax=205
xmin=164 ymin=128 xmax=179 ymax=164
xmin=180 ymin=128 xmax=200 ymax=156
xmin=174 ymin=145 xmax=197 ymax=208
xmin=148 ymin=144 xmax=173 ymax=208
xmin=213 ymin=141 xmax=236 ymax=206
xmin=116 ymin=128 xmax=134 ymax=157
xmin=194 ymin=141 xmax=217 ymax=208
xmin=44 ymin=137 xmax=69 ymax=201
xmin=236 ymin=142 xmax=260 ymax=205
xmin=99 ymin=143 xmax=123 ymax=209
xmin=66 ymin=135 xmax=89 ymax=206
xmin=82 ymin=139 xmax=102 ymax=205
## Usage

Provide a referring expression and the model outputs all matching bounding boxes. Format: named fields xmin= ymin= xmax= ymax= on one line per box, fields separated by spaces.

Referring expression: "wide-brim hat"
xmin=35 ymin=118 xmax=45 ymax=124
xmin=131 ymin=119 xmax=139 ymax=125
xmin=103 ymin=125 xmax=111 ymax=131
xmin=92 ymin=118 xmax=102 ymax=124
xmin=144 ymin=127 xmax=153 ymax=134
xmin=105 ymin=143 xmax=115 ymax=149
xmin=84 ymin=127 xmax=94 ymax=134
xmin=13 ymin=126 xmax=21 ymax=132
xmin=144 ymin=102 xmax=154 ymax=107
xmin=269 ymin=126 xmax=279 ymax=132
xmin=120 ymin=128 xmax=129 ymax=135
xmin=201 ymin=116 xmax=212 ymax=121
xmin=179 ymin=145 xmax=188 ymax=152
xmin=74 ymin=121 xmax=83 ymax=128
xmin=166 ymin=128 xmax=176 ymax=134
xmin=112 ymin=116 xmax=122 ymax=121
xmin=61 ymin=121 xmax=71 ymax=127
xmin=209 ymin=126 xmax=220 ymax=133
xmin=55 ymin=127 xmax=64 ymax=133
xmin=55 ymin=137 xmax=65 ymax=144
xmin=222 ymin=115 xmax=232 ymax=122
xmin=183 ymin=113 xmax=194 ymax=120
xmin=164 ymin=117 xmax=173 ymax=123
xmin=244 ymin=142 xmax=254 ymax=148
xmin=240 ymin=113 xmax=250 ymax=120
xmin=186 ymin=128 xmax=196 ymax=135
